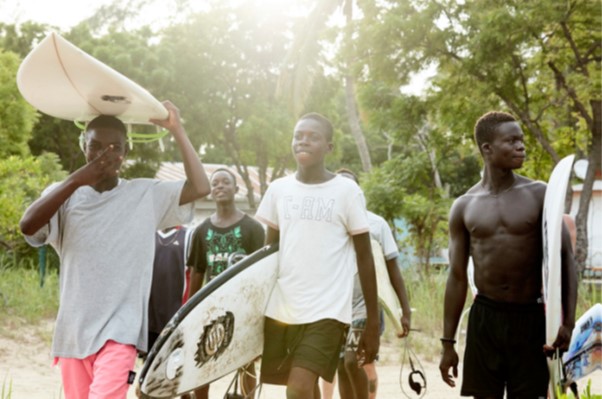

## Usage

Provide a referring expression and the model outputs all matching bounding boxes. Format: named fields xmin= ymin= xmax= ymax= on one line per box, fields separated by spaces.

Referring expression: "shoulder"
xmin=367 ymin=211 xmax=387 ymax=227
xmin=193 ymin=218 xmax=212 ymax=232
xmin=242 ymin=214 xmax=264 ymax=228
xmin=516 ymin=175 xmax=546 ymax=201
xmin=331 ymin=175 xmax=363 ymax=194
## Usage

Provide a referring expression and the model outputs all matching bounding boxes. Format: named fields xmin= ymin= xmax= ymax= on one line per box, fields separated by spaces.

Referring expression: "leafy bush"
xmin=0 ymin=153 xmax=66 ymax=263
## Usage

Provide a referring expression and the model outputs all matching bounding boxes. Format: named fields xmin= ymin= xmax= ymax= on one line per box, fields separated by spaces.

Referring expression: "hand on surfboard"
xmin=149 ymin=101 xmax=183 ymax=134
xmin=398 ymin=314 xmax=411 ymax=338
xmin=543 ymin=324 xmax=573 ymax=357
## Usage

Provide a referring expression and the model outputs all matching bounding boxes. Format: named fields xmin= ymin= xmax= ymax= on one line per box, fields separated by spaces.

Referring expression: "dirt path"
xmin=0 ymin=321 xmax=600 ymax=398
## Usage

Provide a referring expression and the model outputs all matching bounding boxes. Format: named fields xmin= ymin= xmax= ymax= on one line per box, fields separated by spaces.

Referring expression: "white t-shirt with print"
xmin=256 ymin=174 xmax=369 ymax=325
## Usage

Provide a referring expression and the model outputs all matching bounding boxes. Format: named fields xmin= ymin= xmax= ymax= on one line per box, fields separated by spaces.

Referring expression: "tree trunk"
xmin=344 ymin=75 xmax=372 ymax=172
xmin=574 ymin=99 xmax=602 ymax=273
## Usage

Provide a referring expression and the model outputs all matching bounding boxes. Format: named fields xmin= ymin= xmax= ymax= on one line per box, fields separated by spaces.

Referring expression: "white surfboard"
xmin=563 ymin=303 xmax=602 ymax=382
xmin=372 ymin=239 xmax=404 ymax=335
xmin=542 ymin=154 xmax=575 ymax=397
xmin=138 ymin=244 xmax=279 ymax=397
xmin=17 ymin=32 xmax=168 ymax=124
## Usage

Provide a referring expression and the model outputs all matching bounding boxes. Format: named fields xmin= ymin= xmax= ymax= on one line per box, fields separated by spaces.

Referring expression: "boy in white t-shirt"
xmin=255 ymin=113 xmax=379 ymax=398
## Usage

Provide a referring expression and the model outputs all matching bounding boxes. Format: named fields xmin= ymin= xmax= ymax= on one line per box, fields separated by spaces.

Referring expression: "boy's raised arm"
xmin=151 ymin=101 xmax=210 ymax=205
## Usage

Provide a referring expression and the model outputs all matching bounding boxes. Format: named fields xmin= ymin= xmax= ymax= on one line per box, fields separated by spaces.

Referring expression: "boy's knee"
xmin=286 ymin=382 xmax=314 ymax=399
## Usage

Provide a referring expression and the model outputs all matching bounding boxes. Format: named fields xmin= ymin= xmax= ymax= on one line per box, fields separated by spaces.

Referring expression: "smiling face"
xmin=291 ymin=117 xmax=333 ymax=168
xmin=210 ymin=170 xmax=238 ymax=204
xmin=484 ymin=121 xmax=526 ymax=170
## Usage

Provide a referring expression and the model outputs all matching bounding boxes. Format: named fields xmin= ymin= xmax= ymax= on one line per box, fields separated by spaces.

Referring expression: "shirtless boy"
xmin=439 ymin=111 xmax=577 ymax=398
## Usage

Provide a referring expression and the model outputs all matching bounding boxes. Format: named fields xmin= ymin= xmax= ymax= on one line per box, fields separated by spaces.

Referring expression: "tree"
xmin=155 ymin=3 xmax=299 ymax=207
xmin=355 ymin=0 xmax=601 ymax=272
xmin=0 ymin=153 xmax=66 ymax=259
xmin=0 ymin=50 xmax=37 ymax=158
xmin=277 ymin=0 xmax=374 ymax=172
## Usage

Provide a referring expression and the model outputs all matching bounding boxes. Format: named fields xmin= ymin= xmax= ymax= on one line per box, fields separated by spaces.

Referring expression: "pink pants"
xmin=57 ymin=340 xmax=137 ymax=399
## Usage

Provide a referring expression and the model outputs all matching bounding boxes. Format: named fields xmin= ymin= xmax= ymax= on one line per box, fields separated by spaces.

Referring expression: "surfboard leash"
xmin=399 ymin=334 xmax=427 ymax=398
xmin=74 ymin=120 xmax=169 ymax=150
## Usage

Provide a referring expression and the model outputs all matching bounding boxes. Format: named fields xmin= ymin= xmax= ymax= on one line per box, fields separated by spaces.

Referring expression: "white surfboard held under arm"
xmin=17 ymin=32 xmax=167 ymax=124
xmin=372 ymin=239 xmax=405 ymax=335
xmin=542 ymin=154 xmax=575 ymax=398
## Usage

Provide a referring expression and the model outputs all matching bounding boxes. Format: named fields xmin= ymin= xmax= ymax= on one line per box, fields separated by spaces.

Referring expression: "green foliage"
xmin=1 ymin=376 xmax=12 ymax=399
xmin=362 ymin=155 xmax=451 ymax=270
xmin=0 ymin=50 xmax=37 ymax=158
xmin=0 ymin=154 xmax=66 ymax=258
xmin=0 ymin=256 xmax=59 ymax=330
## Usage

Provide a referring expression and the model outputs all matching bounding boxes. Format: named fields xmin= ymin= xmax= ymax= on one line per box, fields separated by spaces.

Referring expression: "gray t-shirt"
xmin=25 ymin=178 xmax=193 ymax=358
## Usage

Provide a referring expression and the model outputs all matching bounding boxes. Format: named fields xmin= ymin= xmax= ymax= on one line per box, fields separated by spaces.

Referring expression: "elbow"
xmin=19 ymin=217 xmax=35 ymax=237
xmin=186 ymin=181 xmax=210 ymax=200
xmin=198 ymin=186 xmax=211 ymax=198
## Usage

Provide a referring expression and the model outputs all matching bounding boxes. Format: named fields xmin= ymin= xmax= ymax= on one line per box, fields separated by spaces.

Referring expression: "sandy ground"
xmin=0 ymin=320 xmax=600 ymax=398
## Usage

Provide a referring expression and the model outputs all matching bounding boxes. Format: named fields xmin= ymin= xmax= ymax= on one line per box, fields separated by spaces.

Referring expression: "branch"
xmin=547 ymin=61 xmax=594 ymax=130
xmin=512 ymin=54 xmax=530 ymax=113
xmin=559 ymin=21 xmax=588 ymax=77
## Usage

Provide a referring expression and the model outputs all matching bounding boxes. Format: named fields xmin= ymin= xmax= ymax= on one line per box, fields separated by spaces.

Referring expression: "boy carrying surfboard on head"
xmin=439 ymin=111 xmax=578 ymax=398
xmin=19 ymin=101 xmax=211 ymax=399
xmin=186 ymin=167 xmax=265 ymax=399
xmin=255 ymin=113 xmax=380 ymax=398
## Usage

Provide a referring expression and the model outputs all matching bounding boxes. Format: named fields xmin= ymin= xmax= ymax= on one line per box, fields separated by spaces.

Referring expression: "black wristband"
xmin=440 ymin=337 xmax=456 ymax=344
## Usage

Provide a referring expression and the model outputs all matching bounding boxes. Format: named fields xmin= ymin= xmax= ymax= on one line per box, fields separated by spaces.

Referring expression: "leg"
xmin=343 ymin=350 xmax=368 ymax=399
xmin=287 ymin=366 xmax=319 ymax=399
xmin=337 ymin=356 xmax=355 ymax=399
xmin=363 ymin=362 xmax=378 ymax=399
xmin=193 ymin=384 xmax=209 ymax=399
xmin=321 ymin=375 xmax=336 ymax=399
xmin=59 ymin=357 xmax=94 ymax=399
xmin=88 ymin=340 xmax=137 ymax=399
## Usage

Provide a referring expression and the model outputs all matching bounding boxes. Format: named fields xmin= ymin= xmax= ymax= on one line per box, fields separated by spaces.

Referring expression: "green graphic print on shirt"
xmin=205 ymin=226 xmax=244 ymax=282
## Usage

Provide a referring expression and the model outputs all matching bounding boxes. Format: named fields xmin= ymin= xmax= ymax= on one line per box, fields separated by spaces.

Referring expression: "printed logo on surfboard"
xmin=101 ymin=95 xmax=132 ymax=104
xmin=195 ymin=311 xmax=235 ymax=367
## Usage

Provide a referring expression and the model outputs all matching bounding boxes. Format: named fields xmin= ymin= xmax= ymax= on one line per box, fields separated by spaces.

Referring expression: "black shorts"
xmin=260 ymin=317 xmax=348 ymax=384
xmin=462 ymin=295 xmax=549 ymax=398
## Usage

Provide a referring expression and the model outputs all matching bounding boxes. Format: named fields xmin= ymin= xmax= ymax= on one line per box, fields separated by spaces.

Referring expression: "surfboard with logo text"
xmin=138 ymin=243 xmax=278 ymax=398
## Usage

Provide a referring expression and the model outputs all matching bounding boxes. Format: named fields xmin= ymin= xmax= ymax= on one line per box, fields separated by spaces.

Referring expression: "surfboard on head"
xmin=17 ymin=32 xmax=168 ymax=124
xmin=542 ymin=154 xmax=575 ymax=398
xmin=138 ymin=243 xmax=279 ymax=398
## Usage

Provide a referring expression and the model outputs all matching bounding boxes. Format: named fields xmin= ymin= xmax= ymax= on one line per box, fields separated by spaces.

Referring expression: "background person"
xmin=187 ymin=167 xmax=265 ymax=399
xmin=335 ymin=168 xmax=412 ymax=399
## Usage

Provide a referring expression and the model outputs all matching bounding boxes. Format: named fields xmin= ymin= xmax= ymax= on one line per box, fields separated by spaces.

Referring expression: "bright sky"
xmin=1 ymin=0 xmax=433 ymax=94
xmin=0 ymin=0 xmax=118 ymax=29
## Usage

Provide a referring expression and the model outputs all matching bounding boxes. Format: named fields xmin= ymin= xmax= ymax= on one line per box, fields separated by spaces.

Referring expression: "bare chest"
xmin=464 ymin=193 xmax=542 ymax=239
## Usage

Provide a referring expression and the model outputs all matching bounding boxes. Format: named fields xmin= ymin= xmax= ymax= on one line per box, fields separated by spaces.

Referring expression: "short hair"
xmin=86 ymin=115 xmax=127 ymax=137
xmin=210 ymin=167 xmax=238 ymax=187
xmin=335 ymin=168 xmax=359 ymax=184
xmin=298 ymin=112 xmax=334 ymax=141
xmin=474 ymin=111 xmax=517 ymax=149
